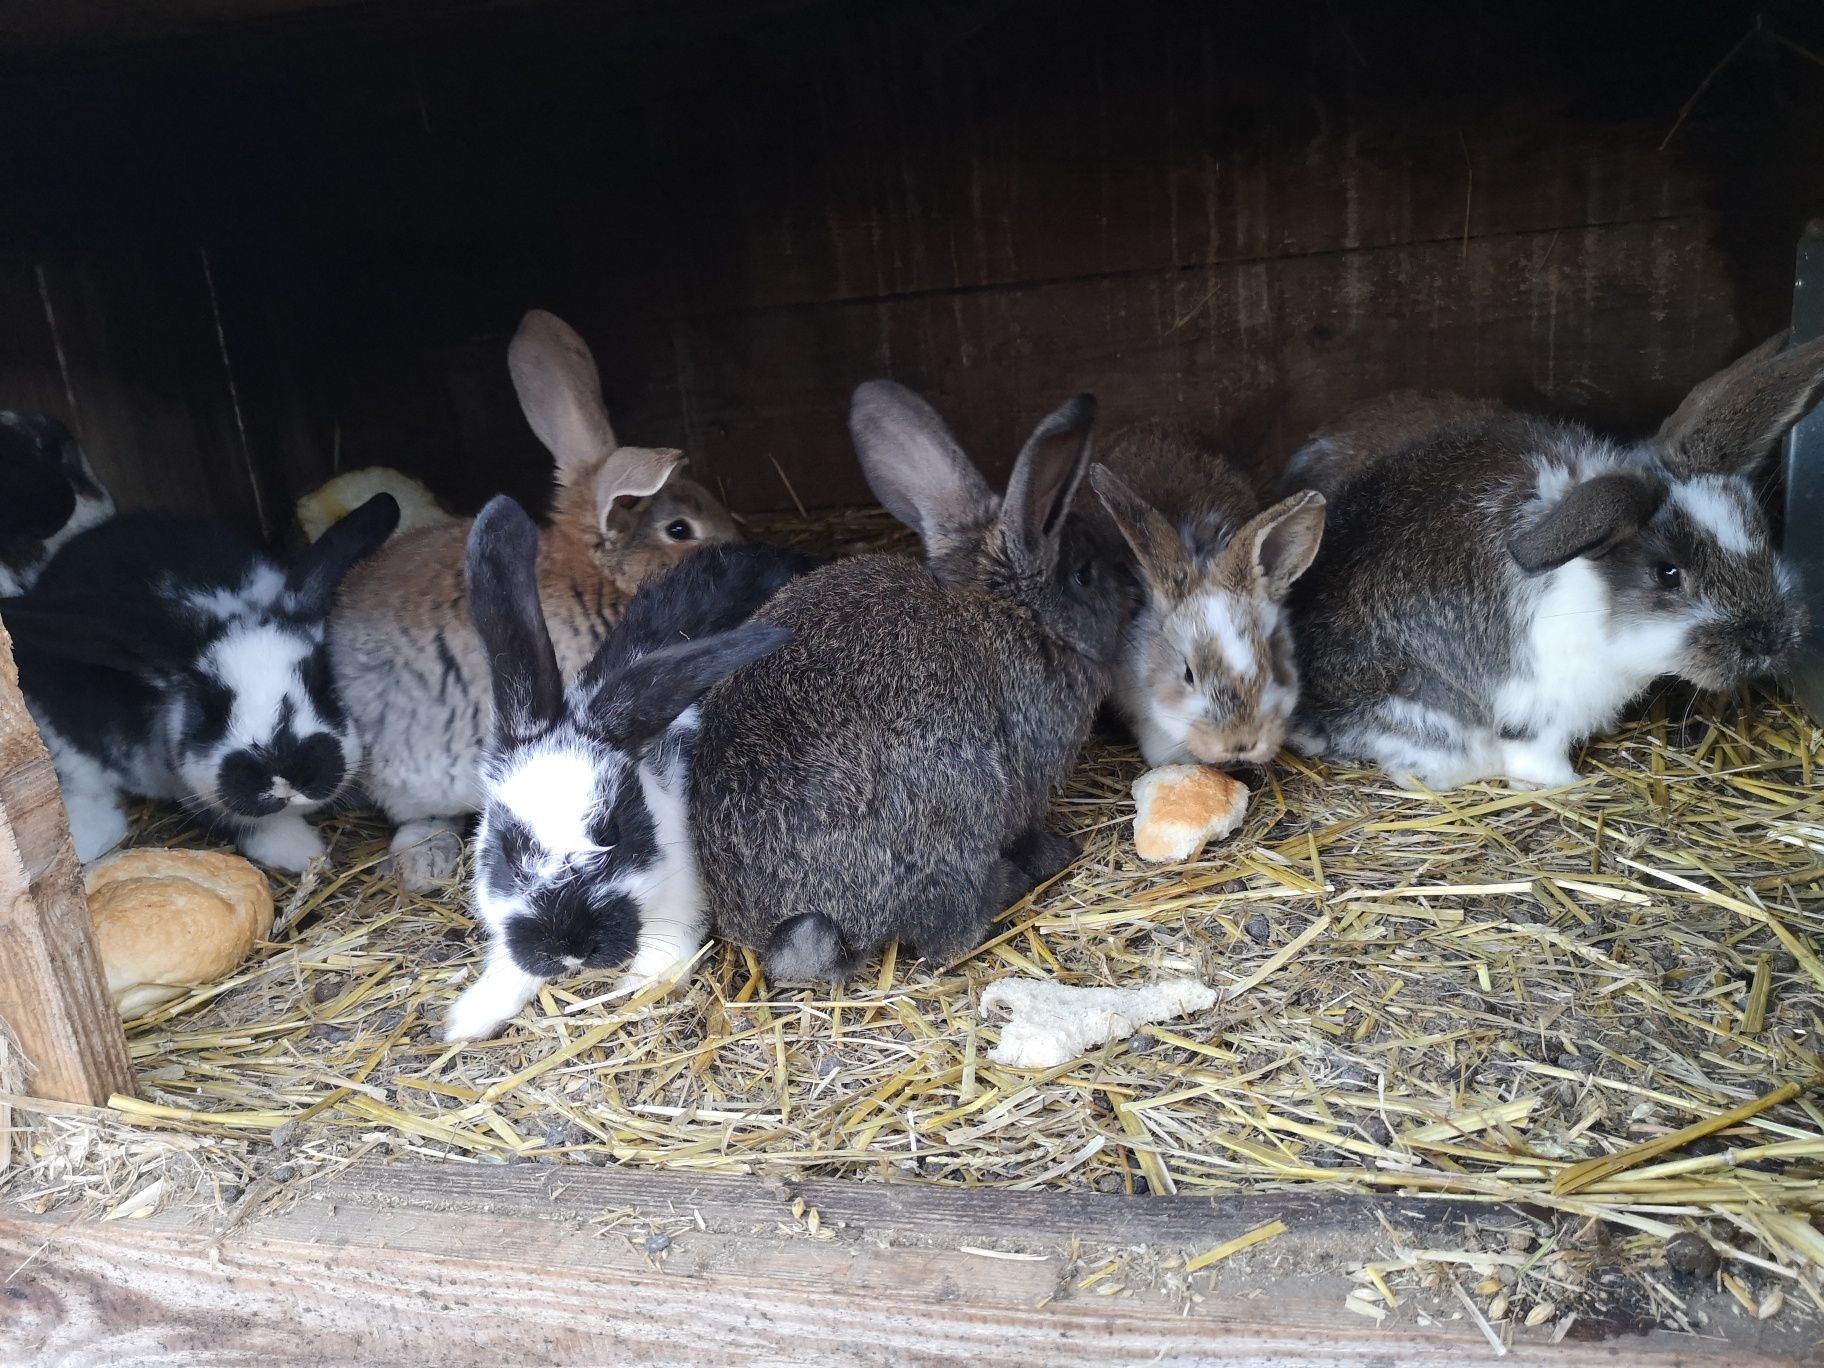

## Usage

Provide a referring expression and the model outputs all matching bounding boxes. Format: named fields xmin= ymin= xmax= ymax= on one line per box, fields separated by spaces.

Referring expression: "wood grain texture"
xmin=0 ymin=622 xmax=134 ymax=1106
xmin=0 ymin=1161 xmax=1805 ymax=1366
xmin=2 ymin=1 xmax=1823 ymax=531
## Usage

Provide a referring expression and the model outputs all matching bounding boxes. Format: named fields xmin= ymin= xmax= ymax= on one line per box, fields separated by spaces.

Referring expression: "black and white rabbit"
xmin=2 ymin=495 xmax=399 ymax=869
xmin=448 ymin=495 xmax=808 ymax=1042
xmin=692 ymin=382 xmax=1133 ymax=984
xmin=1281 ymin=331 xmax=1823 ymax=789
xmin=0 ymin=412 xmax=115 ymax=595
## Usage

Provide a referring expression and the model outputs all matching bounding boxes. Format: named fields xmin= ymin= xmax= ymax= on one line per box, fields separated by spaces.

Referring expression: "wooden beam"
xmin=0 ymin=1160 xmax=1804 ymax=1364
xmin=0 ymin=618 xmax=133 ymax=1105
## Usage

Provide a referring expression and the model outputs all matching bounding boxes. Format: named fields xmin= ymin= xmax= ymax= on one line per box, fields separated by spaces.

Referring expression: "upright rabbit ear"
xmin=1654 ymin=331 xmax=1824 ymax=478
xmin=284 ymin=493 xmax=400 ymax=617
xmin=849 ymin=381 xmax=997 ymax=558
xmin=465 ymin=496 xmax=564 ymax=740
xmin=1089 ymin=463 xmax=1190 ymax=594
xmin=588 ymin=623 xmax=791 ymax=749
xmin=1231 ymin=489 xmax=1327 ymax=600
xmin=509 ymin=310 xmax=620 ymax=477
xmin=1000 ymin=394 xmax=1098 ymax=568
xmin=1507 ymin=472 xmax=1665 ymax=574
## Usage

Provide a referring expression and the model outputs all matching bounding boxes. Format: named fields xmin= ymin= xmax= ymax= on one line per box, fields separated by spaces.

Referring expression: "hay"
xmin=4 ymin=508 xmax=1822 ymax=1333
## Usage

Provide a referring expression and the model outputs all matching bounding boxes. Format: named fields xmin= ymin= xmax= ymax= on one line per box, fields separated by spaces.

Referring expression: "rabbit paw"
xmin=445 ymin=959 xmax=545 ymax=1042
xmin=1008 ymin=828 xmax=1080 ymax=884
xmin=388 ymin=818 xmax=466 ymax=891
xmin=239 ymin=812 xmax=326 ymax=873
xmin=1500 ymin=740 xmax=1578 ymax=790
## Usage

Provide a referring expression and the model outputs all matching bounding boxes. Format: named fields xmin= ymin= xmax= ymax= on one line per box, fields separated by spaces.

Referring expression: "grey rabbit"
xmin=1088 ymin=421 xmax=1325 ymax=767
xmin=691 ymin=381 xmax=1132 ymax=982
xmin=1281 ymin=331 xmax=1822 ymax=789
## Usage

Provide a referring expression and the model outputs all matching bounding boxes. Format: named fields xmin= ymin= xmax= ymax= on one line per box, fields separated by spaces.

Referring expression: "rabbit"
xmin=0 ymin=411 xmax=115 ymax=595
xmin=691 ymin=381 xmax=1133 ymax=985
xmin=329 ymin=309 xmax=740 ymax=892
xmin=1280 ymin=330 xmax=1824 ymax=790
xmin=446 ymin=496 xmax=807 ymax=1041
xmin=3 ymin=495 xmax=400 ymax=870
xmin=1086 ymin=421 xmax=1326 ymax=768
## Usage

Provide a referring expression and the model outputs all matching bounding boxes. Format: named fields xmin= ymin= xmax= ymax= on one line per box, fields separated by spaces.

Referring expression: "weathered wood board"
xmin=0 ymin=1160 xmax=1807 ymax=1365
xmin=0 ymin=622 xmax=133 ymax=1107
xmin=1 ymin=1 xmax=1821 ymax=531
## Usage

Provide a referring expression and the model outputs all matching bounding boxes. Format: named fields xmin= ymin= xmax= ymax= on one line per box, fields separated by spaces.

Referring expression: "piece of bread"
xmin=1131 ymin=764 xmax=1249 ymax=863
xmin=84 ymin=848 xmax=275 ymax=1018
xmin=297 ymin=467 xmax=448 ymax=543
xmin=980 ymin=977 xmax=1218 ymax=1068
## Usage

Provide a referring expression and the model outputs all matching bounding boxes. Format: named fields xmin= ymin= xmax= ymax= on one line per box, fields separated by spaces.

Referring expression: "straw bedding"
xmin=5 ymin=509 xmax=1822 ymax=1332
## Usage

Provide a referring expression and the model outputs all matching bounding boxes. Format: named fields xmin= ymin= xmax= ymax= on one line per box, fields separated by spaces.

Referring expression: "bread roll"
xmin=1131 ymin=764 xmax=1249 ymax=863
xmin=84 ymin=848 xmax=274 ymax=1018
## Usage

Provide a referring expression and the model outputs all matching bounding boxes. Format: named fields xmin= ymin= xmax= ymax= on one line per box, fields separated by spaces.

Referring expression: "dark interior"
xmin=3 ymin=0 xmax=1822 ymax=545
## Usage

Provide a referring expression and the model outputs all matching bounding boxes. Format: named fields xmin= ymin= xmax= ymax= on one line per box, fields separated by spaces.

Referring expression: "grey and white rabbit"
xmin=448 ymin=496 xmax=807 ymax=1041
xmin=691 ymin=381 xmax=1132 ymax=984
xmin=4 ymin=496 xmax=399 ymax=869
xmin=1281 ymin=331 xmax=1823 ymax=789
xmin=330 ymin=310 xmax=740 ymax=891
xmin=0 ymin=411 xmax=114 ymax=596
xmin=1087 ymin=422 xmax=1326 ymax=767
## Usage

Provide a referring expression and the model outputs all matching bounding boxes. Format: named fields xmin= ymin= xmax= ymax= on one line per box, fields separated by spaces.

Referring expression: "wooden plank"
xmin=3 ymin=3 xmax=1821 ymax=525
xmin=641 ymin=1 xmax=1824 ymax=314
xmin=0 ymin=1160 xmax=1804 ymax=1365
xmin=677 ymin=213 xmax=1752 ymax=512
xmin=0 ymin=621 xmax=134 ymax=1107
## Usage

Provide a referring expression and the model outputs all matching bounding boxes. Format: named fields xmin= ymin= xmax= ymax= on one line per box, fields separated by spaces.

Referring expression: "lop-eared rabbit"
xmin=1088 ymin=422 xmax=1325 ymax=767
xmin=330 ymin=311 xmax=738 ymax=888
xmin=5 ymin=496 xmax=399 ymax=869
xmin=1282 ymin=332 xmax=1823 ymax=789
xmin=446 ymin=496 xmax=807 ymax=1040
xmin=693 ymin=382 xmax=1132 ymax=983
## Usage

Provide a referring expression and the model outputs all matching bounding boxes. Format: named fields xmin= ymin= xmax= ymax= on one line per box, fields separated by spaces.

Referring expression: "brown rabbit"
xmin=1087 ymin=422 xmax=1326 ymax=767
xmin=329 ymin=310 xmax=738 ymax=888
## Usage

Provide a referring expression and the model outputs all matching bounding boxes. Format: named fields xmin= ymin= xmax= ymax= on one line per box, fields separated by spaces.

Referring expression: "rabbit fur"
xmin=330 ymin=310 xmax=738 ymax=889
xmin=1281 ymin=332 xmax=1822 ymax=789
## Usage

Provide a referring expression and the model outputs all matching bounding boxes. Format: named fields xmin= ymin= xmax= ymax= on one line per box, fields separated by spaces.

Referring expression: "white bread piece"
xmin=297 ymin=467 xmax=449 ymax=542
xmin=85 ymin=848 xmax=274 ymax=1018
xmin=981 ymin=977 xmax=1217 ymax=1068
xmin=1131 ymin=763 xmax=1249 ymax=863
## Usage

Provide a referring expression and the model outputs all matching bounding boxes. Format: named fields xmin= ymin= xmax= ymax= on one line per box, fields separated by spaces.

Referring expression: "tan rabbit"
xmin=1087 ymin=422 xmax=1326 ymax=768
xmin=329 ymin=310 xmax=738 ymax=888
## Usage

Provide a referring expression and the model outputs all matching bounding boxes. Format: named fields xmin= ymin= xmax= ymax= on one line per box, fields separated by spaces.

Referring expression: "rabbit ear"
xmin=1089 ymin=464 xmax=1189 ymax=594
xmin=465 ymin=496 xmax=565 ymax=738
xmin=0 ymin=594 xmax=164 ymax=674
xmin=849 ymin=381 xmax=997 ymax=557
xmin=509 ymin=310 xmax=620 ymax=477
xmin=1654 ymin=331 xmax=1824 ymax=478
xmin=592 ymin=446 xmax=686 ymax=510
xmin=1000 ymin=394 xmax=1098 ymax=566
xmin=1507 ymin=472 xmax=1665 ymax=574
xmin=588 ymin=623 xmax=791 ymax=749
xmin=283 ymin=493 xmax=400 ymax=617
xmin=1231 ymin=489 xmax=1327 ymax=600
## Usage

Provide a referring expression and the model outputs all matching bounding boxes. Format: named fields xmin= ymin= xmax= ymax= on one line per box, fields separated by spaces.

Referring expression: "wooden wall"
xmin=3 ymin=0 xmax=1823 ymax=540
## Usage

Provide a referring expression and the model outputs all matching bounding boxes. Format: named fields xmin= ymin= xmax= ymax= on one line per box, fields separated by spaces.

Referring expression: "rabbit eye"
xmin=1071 ymin=559 xmax=1094 ymax=587
xmin=1182 ymin=662 xmax=1195 ymax=687
xmin=1655 ymin=562 xmax=1683 ymax=591
xmin=665 ymin=519 xmax=695 ymax=542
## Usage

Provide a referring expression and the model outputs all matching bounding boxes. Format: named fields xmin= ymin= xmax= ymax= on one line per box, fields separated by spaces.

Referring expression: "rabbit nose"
xmin=1740 ymin=618 xmax=1795 ymax=661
